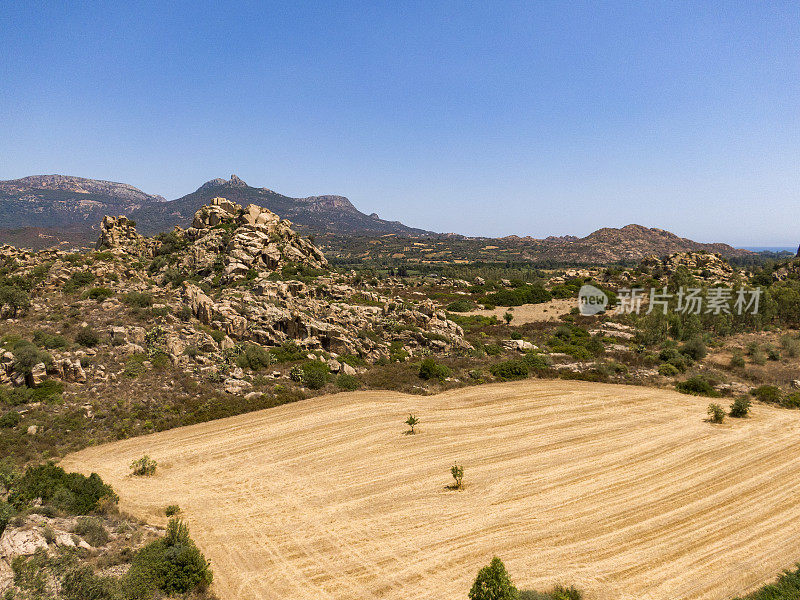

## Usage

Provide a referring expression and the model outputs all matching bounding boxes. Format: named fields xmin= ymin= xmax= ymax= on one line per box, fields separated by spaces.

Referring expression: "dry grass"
xmin=61 ymin=380 xmax=800 ymax=600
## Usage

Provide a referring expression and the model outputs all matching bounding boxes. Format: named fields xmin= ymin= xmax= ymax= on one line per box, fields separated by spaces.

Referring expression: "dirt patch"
xmin=465 ymin=298 xmax=575 ymax=324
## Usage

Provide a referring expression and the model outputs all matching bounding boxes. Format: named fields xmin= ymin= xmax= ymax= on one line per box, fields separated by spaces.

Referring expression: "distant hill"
xmin=129 ymin=175 xmax=433 ymax=237
xmin=0 ymin=175 xmax=164 ymax=230
xmin=0 ymin=174 xmax=752 ymax=263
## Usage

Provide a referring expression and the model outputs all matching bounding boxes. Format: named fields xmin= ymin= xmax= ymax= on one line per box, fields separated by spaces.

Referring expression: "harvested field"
xmin=62 ymin=380 xmax=800 ymax=600
xmin=465 ymin=298 xmax=575 ymax=324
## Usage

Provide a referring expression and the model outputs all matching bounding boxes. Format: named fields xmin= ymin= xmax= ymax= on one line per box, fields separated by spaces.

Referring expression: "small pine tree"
xmin=503 ymin=312 xmax=513 ymax=324
xmin=707 ymin=403 xmax=725 ymax=424
xmin=729 ymin=396 xmax=751 ymax=418
xmin=450 ymin=463 xmax=464 ymax=489
xmin=468 ymin=557 xmax=519 ymax=600
xmin=405 ymin=414 xmax=419 ymax=434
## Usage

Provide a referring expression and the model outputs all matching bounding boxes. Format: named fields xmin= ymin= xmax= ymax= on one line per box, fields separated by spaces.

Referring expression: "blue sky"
xmin=1 ymin=1 xmax=798 ymax=246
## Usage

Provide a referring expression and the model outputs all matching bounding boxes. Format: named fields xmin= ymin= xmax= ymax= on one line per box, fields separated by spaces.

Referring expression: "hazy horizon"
xmin=2 ymin=2 xmax=798 ymax=246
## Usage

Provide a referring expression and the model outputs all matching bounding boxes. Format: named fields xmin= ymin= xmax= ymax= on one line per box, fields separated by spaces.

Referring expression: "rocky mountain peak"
xmin=197 ymin=175 xmax=248 ymax=192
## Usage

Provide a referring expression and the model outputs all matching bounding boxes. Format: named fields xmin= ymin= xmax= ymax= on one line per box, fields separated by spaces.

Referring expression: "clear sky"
xmin=1 ymin=1 xmax=798 ymax=246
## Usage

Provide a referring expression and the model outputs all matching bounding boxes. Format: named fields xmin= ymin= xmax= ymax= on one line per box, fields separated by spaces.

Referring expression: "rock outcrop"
xmin=96 ymin=215 xmax=153 ymax=256
xmin=640 ymin=252 xmax=736 ymax=284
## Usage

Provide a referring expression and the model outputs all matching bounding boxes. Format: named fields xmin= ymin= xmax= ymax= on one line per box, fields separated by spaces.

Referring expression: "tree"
xmin=450 ymin=463 xmax=464 ymax=490
xmin=405 ymin=414 xmax=419 ymax=434
xmin=468 ymin=557 xmax=519 ymax=600
xmin=729 ymin=396 xmax=751 ymax=418
xmin=707 ymin=403 xmax=725 ymax=424
xmin=503 ymin=312 xmax=513 ymax=325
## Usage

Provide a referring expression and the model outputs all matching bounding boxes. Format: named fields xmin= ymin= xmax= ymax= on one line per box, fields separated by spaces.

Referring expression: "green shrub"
xmin=680 ymin=337 xmax=707 ymax=361
xmin=729 ymin=350 xmax=745 ymax=369
xmin=0 ymin=501 xmax=13 ymax=536
xmin=61 ymin=565 xmax=120 ymax=600
xmin=73 ymin=516 xmax=110 ymax=546
xmin=418 ymin=358 xmax=451 ymax=381
xmin=165 ymin=505 xmax=181 ymax=517
xmin=301 ymin=361 xmax=330 ymax=390
xmin=8 ymin=462 xmax=117 ymax=514
xmin=751 ymin=385 xmax=783 ymax=404
xmin=0 ymin=410 xmax=21 ymax=428
xmin=481 ymin=284 xmax=551 ymax=307
xmin=130 ymin=455 xmax=157 ymax=477
xmin=729 ymin=397 xmax=751 ymax=418
xmin=523 ymin=352 xmax=552 ymax=370
xmin=32 ymin=330 xmax=67 ymax=349
xmin=176 ymin=306 xmax=193 ymax=321
xmin=75 ymin=326 xmax=100 ymax=347
xmin=0 ymin=284 xmax=30 ymax=316
xmin=236 ymin=343 xmax=273 ymax=371
xmin=780 ymin=335 xmax=800 ymax=358
xmin=750 ymin=349 xmax=768 ymax=365
xmin=469 ymin=557 xmax=518 ymax=600
xmin=121 ymin=292 xmax=153 ymax=308
xmin=86 ymin=287 xmax=113 ymax=302
xmin=731 ymin=564 xmax=800 ymax=600
xmin=490 ymin=359 xmax=529 ymax=381
xmin=446 ymin=299 xmax=476 ymax=312
xmin=270 ymin=341 xmax=306 ymax=363
xmin=782 ymin=392 xmax=800 ymax=409
xmin=336 ymin=373 xmax=360 ymax=391
xmin=676 ymin=376 xmax=719 ymax=397
xmin=124 ymin=518 xmax=212 ymax=596
xmin=658 ymin=363 xmax=680 ymax=376
xmin=450 ymin=464 xmax=464 ymax=490
xmin=11 ymin=341 xmax=51 ymax=375
xmin=64 ymin=271 xmax=96 ymax=293
xmin=708 ymin=403 xmax=725 ymax=423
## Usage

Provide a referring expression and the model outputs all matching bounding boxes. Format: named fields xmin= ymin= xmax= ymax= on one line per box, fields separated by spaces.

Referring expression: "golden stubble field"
xmin=61 ymin=380 xmax=800 ymax=600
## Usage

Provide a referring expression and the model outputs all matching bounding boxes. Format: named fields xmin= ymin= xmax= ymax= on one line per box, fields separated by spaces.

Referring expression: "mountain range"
xmin=0 ymin=173 xmax=750 ymax=261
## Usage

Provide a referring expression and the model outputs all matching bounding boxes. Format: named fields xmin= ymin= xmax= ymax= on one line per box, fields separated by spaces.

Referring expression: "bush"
xmin=0 ymin=284 xmax=30 ymax=316
xmin=730 ymin=350 xmax=746 ymax=369
xmin=676 ymin=376 xmax=719 ymax=397
xmin=405 ymin=414 xmax=419 ymax=434
xmin=680 ymin=338 xmax=707 ymax=361
xmin=447 ymin=299 xmax=476 ymax=312
xmin=481 ymin=284 xmax=551 ymax=307
xmin=490 ymin=359 xmax=529 ymax=381
xmin=336 ymin=373 xmax=360 ymax=391
xmin=780 ymin=335 xmax=800 ymax=358
xmin=86 ymin=287 xmax=113 ymax=302
xmin=60 ymin=565 xmax=120 ymax=600
xmin=418 ymin=358 xmax=451 ymax=381
xmin=783 ymin=392 xmax=800 ymax=409
xmin=751 ymin=385 xmax=783 ymax=404
xmin=450 ymin=464 xmax=464 ymax=490
xmin=8 ymin=462 xmax=117 ymax=514
xmin=270 ymin=341 xmax=306 ymax=363
xmin=12 ymin=341 xmax=51 ymax=375
xmin=469 ymin=557 xmax=518 ymax=600
xmin=129 ymin=455 xmax=157 ymax=477
xmin=0 ymin=410 xmax=21 ymax=428
xmin=73 ymin=516 xmax=110 ymax=547
xmin=75 ymin=326 xmax=100 ymax=348
xmin=523 ymin=352 xmax=552 ymax=370
xmin=124 ymin=518 xmax=212 ymax=596
xmin=658 ymin=363 xmax=680 ymax=377
xmin=236 ymin=343 xmax=273 ymax=371
xmin=729 ymin=396 xmax=751 ymax=418
xmin=32 ymin=330 xmax=67 ymax=349
xmin=64 ymin=271 xmax=96 ymax=293
xmin=165 ymin=505 xmax=181 ymax=517
xmin=121 ymin=292 xmax=153 ymax=308
xmin=0 ymin=501 xmax=13 ymax=536
xmin=708 ymin=403 xmax=726 ymax=423
xmin=301 ymin=361 xmax=330 ymax=390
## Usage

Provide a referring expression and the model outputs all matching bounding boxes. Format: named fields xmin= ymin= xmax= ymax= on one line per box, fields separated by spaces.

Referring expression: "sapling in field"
xmin=450 ymin=463 xmax=464 ymax=490
xmin=405 ymin=414 xmax=419 ymax=434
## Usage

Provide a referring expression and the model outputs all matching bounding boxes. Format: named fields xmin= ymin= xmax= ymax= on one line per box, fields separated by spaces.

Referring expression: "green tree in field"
xmin=450 ymin=463 xmax=464 ymax=490
xmin=503 ymin=312 xmax=513 ymax=325
xmin=707 ymin=403 xmax=725 ymax=424
xmin=469 ymin=557 xmax=519 ymax=600
xmin=405 ymin=414 xmax=419 ymax=434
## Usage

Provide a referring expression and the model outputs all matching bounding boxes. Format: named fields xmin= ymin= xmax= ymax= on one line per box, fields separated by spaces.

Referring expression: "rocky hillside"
xmin=0 ymin=175 xmax=164 ymax=229
xmin=129 ymin=174 xmax=432 ymax=237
